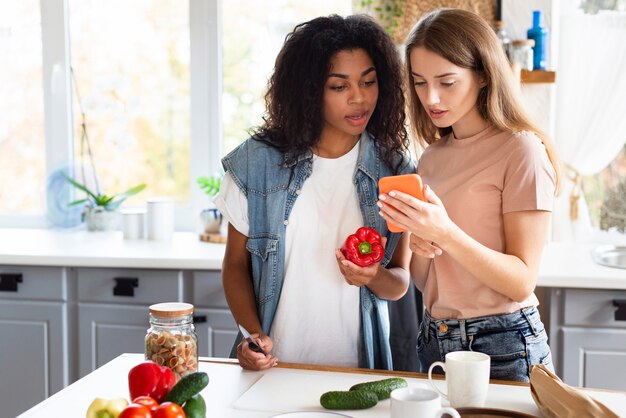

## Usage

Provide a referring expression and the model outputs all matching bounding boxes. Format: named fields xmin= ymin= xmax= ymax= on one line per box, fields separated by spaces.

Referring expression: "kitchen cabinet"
xmin=546 ymin=288 xmax=626 ymax=391
xmin=78 ymin=303 xmax=149 ymax=378
xmin=76 ymin=267 xmax=186 ymax=377
xmin=0 ymin=261 xmax=239 ymax=416
xmin=0 ymin=266 xmax=69 ymax=418
xmin=76 ymin=269 xmax=240 ymax=371
xmin=192 ymin=271 xmax=238 ymax=358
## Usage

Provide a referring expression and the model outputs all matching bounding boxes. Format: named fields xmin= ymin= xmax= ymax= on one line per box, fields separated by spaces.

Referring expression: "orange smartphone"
xmin=378 ymin=174 xmax=424 ymax=232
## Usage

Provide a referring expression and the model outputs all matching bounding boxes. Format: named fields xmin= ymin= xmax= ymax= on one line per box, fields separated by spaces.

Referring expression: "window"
xmin=0 ymin=1 xmax=45 ymax=216
xmin=583 ymin=145 xmax=626 ymax=229
xmin=576 ymin=1 xmax=626 ymax=232
xmin=0 ymin=1 xmax=352 ymax=229
xmin=221 ymin=0 xmax=352 ymax=155
xmin=555 ymin=1 xmax=626 ymax=239
xmin=69 ymin=0 xmax=191 ymax=205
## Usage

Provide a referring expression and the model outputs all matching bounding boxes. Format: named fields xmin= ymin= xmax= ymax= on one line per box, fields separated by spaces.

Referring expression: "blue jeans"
xmin=417 ymin=306 xmax=554 ymax=382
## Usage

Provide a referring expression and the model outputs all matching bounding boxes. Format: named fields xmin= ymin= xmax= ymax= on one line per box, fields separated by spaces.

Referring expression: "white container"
xmin=121 ymin=208 xmax=146 ymax=240
xmin=511 ymin=39 xmax=535 ymax=72
xmin=146 ymin=198 xmax=174 ymax=241
xmin=85 ymin=207 xmax=119 ymax=232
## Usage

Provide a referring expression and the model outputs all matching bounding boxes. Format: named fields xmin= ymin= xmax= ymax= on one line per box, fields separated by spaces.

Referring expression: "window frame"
xmin=1 ymin=0 xmax=222 ymax=230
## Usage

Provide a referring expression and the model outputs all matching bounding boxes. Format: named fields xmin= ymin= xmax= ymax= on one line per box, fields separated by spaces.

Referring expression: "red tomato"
xmin=119 ymin=403 xmax=152 ymax=418
xmin=132 ymin=396 xmax=159 ymax=412
xmin=153 ymin=402 xmax=185 ymax=418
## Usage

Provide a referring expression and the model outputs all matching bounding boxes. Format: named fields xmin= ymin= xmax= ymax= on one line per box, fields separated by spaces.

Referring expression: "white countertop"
xmin=539 ymin=242 xmax=626 ymax=289
xmin=0 ymin=228 xmax=624 ymax=289
xmin=0 ymin=228 xmax=225 ymax=270
xmin=18 ymin=353 xmax=626 ymax=418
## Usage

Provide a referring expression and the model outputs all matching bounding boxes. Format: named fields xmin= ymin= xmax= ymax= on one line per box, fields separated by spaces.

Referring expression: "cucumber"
xmin=163 ymin=371 xmax=209 ymax=406
xmin=320 ymin=390 xmax=378 ymax=410
xmin=182 ymin=394 xmax=206 ymax=418
xmin=349 ymin=377 xmax=407 ymax=400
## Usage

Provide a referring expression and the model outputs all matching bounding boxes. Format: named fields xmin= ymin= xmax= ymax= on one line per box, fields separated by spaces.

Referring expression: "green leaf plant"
xmin=64 ymin=174 xmax=147 ymax=211
xmin=357 ymin=0 xmax=404 ymax=38
xmin=197 ymin=173 xmax=222 ymax=198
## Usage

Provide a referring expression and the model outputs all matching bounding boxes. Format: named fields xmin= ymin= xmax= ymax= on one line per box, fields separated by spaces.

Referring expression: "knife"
xmin=238 ymin=324 xmax=266 ymax=355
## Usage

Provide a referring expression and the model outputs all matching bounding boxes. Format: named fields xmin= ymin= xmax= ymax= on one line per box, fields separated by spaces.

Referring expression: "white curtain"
xmin=553 ymin=10 xmax=626 ymax=241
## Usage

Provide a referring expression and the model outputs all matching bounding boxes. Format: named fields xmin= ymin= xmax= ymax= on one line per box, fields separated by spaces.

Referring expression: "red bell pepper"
xmin=128 ymin=361 xmax=176 ymax=403
xmin=341 ymin=226 xmax=384 ymax=267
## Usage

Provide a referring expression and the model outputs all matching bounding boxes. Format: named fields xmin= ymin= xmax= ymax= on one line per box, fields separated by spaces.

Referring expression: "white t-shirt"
xmin=214 ymin=142 xmax=362 ymax=367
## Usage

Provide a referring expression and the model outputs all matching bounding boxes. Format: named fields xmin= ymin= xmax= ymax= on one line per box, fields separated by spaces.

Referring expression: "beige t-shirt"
xmin=417 ymin=126 xmax=556 ymax=319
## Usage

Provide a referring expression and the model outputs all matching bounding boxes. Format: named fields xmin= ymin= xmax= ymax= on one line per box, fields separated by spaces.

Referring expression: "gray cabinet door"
xmin=562 ymin=327 xmax=626 ymax=391
xmin=192 ymin=271 xmax=228 ymax=308
xmin=0 ymin=301 xmax=67 ymax=418
xmin=194 ymin=307 xmax=238 ymax=358
xmin=78 ymin=303 xmax=148 ymax=378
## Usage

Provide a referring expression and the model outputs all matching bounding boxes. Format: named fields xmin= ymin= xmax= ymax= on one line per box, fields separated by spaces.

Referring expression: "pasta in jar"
xmin=145 ymin=302 xmax=198 ymax=381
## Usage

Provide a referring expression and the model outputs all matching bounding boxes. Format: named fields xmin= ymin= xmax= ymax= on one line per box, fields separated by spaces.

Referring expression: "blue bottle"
xmin=527 ymin=10 xmax=548 ymax=70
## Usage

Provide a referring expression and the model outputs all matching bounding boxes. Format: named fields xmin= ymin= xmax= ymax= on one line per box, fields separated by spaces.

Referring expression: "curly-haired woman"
xmin=215 ymin=14 xmax=415 ymax=371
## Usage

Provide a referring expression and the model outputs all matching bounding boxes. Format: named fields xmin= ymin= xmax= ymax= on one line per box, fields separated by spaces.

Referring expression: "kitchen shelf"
xmin=521 ymin=70 xmax=556 ymax=83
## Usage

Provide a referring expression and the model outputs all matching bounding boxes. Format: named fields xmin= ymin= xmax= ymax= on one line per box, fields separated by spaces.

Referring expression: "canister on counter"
xmin=145 ymin=302 xmax=198 ymax=381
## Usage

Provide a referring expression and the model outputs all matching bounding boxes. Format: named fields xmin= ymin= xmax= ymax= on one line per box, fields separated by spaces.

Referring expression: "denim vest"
xmin=222 ymin=131 xmax=415 ymax=369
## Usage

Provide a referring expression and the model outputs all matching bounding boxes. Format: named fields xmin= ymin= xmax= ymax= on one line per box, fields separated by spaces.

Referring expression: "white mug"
xmin=391 ymin=387 xmax=460 ymax=418
xmin=146 ymin=198 xmax=174 ymax=241
xmin=428 ymin=351 xmax=491 ymax=408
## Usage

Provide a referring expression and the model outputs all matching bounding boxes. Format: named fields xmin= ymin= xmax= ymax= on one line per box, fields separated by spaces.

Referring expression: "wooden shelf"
xmin=199 ymin=232 xmax=227 ymax=243
xmin=521 ymin=70 xmax=555 ymax=84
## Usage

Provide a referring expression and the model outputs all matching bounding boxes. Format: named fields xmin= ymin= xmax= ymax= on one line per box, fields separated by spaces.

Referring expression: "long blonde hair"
xmin=405 ymin=8 xmax=560 ymax=188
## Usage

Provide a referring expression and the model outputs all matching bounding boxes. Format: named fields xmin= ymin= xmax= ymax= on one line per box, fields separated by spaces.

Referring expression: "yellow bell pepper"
xmin=86 ymin=397 xmax=129 ymax=418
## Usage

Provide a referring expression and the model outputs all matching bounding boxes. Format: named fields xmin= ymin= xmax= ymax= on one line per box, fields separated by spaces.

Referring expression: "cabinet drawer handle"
xmin=193 ymin=315 xmax=207 ymax=323
xmin=0 ymin=273 xmax=23 ymax=292
xmin=614 ymin=299 xmax=626 ymax=321
xmin=113 ymin=277 xmax=139 ymax=297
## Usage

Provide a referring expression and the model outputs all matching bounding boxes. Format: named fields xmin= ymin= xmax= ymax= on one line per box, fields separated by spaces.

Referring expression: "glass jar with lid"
xmin=145 ymin=302 xmax=198 ymax=381
xmin=493 ymin=20 xmax=512 ymax=61
xmin=511 ymin=39 xmax=535 ymax=72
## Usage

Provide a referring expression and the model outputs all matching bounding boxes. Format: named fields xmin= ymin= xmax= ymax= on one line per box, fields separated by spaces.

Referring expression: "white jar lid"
xmin=149 ymin=302 xmax=194 ymax=316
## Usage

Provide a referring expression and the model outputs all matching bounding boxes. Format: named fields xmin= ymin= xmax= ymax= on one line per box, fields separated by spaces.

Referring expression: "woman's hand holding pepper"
xmin=236 ymin=332 xmax=278 ymax=371
xmin=335 ymin=237 xmax=387 ymax=287
xmin=378 ymin=185 xmax=453 ymax=257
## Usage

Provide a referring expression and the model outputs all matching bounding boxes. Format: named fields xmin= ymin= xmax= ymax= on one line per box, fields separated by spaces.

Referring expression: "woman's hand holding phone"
xmin=377 ymin=174 xmax=425 ymax=232
xmin=377 ymin=174 xmax=451 ymax=257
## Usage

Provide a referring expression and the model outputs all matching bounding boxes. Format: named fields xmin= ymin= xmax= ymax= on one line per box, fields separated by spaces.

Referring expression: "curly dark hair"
xmin=253 ymin=14 xmax=409 ymax=172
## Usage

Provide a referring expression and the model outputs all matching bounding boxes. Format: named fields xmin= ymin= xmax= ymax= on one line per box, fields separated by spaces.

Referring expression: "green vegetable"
xmin=163 ymin=372 xmax=209 ymax=406
xmin=182 ymin=394 xmax=207 ymax=418
xmin=320 ymin=390 xmax=378 ymax=410
xmin=349 ymin=377 xmax=408 ymax=400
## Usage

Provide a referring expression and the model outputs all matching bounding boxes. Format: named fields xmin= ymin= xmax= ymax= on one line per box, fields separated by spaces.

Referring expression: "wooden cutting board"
xmin=232 ymin=368 xmax=428 ymax=417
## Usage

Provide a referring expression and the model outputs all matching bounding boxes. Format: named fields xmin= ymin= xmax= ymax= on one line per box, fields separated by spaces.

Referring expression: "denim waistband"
xmin=422 ymin=306 xmax=542 ymax=346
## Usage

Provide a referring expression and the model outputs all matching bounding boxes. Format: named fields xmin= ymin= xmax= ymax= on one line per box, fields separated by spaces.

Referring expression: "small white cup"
xmin=428 ymin=351 xmax=491 ymax=408
xmin=391 ymin=387 xmax=460 ymax=418
xmin=121 ymin=208 xmax=146 ymax=240
xmin=146 ymin=198 xmax=174 ymax=241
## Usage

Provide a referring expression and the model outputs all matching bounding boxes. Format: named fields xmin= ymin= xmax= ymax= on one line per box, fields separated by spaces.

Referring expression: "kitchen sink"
xmin=591 ymin=245 xmax=626 ymax=269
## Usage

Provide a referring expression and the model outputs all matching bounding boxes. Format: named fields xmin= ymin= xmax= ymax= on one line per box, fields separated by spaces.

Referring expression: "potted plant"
xmin=63 ymin=67 xmax=147 ymax=232
xmin=65 ymin=175 xmax=147 ymax=231
xmin=197 ymin=173 xmax=223 ymax=234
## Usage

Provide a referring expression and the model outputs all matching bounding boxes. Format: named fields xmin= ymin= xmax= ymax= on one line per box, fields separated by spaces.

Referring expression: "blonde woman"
xmin=378 ymin=8 xmax=560 ymax=382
